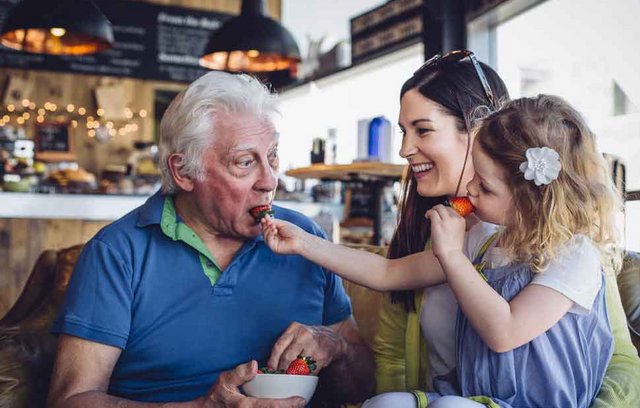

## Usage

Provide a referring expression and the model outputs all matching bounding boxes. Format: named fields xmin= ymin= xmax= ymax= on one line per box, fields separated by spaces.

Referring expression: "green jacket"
xmin=373 ymin=272 xmax=640 ymax=407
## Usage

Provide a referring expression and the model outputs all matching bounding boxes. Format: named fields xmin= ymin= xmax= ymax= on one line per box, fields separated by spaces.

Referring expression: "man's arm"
xmin=48 ymin=334 xmax=156 ymax=408
xmin=48 ymin=335 xmax=305 ymax=408
xmin=268 ymin=318 xmax=375 ymax=405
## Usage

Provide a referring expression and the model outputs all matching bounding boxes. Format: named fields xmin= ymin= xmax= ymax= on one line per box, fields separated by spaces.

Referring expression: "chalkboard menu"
xmin=0 ymin=0 xmax=230 ymax=83
xmin=34 ymin=122 xmax=75 ymax=161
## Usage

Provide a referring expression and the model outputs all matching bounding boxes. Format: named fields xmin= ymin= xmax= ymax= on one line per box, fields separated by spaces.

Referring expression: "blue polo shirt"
xmin=52 ymin=192 xmax=352 ymax=402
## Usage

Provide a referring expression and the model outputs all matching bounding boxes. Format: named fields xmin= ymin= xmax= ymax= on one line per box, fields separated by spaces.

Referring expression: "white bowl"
xmin=242 ymin=373 xmax=319 ymax=401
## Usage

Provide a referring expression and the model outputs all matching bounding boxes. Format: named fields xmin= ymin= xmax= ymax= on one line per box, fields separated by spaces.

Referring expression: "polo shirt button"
xmin=206 ymin=261 xmax=214 ymax=268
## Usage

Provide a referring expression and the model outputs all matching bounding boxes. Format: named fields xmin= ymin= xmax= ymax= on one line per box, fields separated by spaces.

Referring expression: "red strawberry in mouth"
xmin=249 ymin=204 xmax=274 ymax=223
xmin=285 ymin=354 xmax=317 ymax=375
xmin=446 ymin=197 xmax=475 ymax=217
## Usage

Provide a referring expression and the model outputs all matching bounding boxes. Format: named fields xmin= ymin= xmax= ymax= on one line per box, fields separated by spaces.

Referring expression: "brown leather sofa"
xmin=1 ymin=245 xmax=639 ymax=407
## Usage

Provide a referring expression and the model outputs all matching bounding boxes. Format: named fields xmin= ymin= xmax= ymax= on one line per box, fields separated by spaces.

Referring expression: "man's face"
xmin=191 ymin=112 xmax=279 ymax=239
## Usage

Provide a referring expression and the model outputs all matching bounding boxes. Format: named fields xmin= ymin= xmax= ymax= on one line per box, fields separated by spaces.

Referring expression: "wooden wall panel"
xmin=0 ymin=0 xmax=282 ymax=175
xmin=0 ymin=219 xmax=109 ymax=317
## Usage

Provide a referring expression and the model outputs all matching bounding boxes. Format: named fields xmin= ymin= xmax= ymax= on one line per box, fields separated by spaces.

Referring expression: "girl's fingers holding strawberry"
xmin=427 ymin=208 xmax=442 ymax=224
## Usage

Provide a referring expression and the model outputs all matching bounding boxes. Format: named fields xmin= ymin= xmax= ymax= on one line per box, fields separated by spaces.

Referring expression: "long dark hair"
xmin=389 ymin=58 xmax=509 ymax=312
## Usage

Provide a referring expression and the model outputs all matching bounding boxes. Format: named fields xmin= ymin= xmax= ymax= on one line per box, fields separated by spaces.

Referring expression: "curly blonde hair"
xmin=475 ymin=95 xmax=622 ymax=273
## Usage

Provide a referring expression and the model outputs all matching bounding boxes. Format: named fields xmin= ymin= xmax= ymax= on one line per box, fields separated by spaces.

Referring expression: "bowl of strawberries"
xmin=243 ymin=355 xmax=319 ymax=401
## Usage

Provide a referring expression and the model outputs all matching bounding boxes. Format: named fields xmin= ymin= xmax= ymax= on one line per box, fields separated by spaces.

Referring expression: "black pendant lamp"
xmin=0 ymin=0 xmax=114 ymax=55
xmin=200 ymin=0 xmax=300 ymax=72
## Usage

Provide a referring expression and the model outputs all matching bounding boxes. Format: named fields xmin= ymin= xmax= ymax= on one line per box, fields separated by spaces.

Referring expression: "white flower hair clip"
xmin=519 ymin=147 xmax=562 ymax=186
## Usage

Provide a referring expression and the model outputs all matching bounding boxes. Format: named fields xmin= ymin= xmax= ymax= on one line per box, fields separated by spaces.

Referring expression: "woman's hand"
xmin=425 ymin=204 xmax=466 ymax=260
xmin=261 ymin=215 xmax=305 ymax=255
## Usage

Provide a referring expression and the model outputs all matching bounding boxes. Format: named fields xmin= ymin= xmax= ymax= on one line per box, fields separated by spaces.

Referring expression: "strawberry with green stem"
xmin=249 ymin=204 xmax=274 ymax=223
xmin=286 ymin=354 xmax=317 ymax=375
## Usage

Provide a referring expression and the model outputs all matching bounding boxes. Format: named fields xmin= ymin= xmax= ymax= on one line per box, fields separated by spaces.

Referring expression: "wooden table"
xmin=285 ymin=162 xmax=406 ymax=245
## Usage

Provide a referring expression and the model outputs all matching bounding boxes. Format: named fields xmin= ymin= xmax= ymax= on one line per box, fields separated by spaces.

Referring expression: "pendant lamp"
xmin=0 ymin=0 xmax=114 ymax=55
xmin=200 ymin=0 xmax=300 ymax=72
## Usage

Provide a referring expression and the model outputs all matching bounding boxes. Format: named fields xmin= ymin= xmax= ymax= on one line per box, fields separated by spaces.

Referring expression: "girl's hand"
xmin=261 ymin=215 xmax=305 ymax=255
xmin=426 ymin=204 xmax=466 ymax=259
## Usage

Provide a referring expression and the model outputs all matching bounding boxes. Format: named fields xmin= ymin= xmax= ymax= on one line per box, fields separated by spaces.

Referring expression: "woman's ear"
xmin=167 ymin=153 xmax=194 ymax=192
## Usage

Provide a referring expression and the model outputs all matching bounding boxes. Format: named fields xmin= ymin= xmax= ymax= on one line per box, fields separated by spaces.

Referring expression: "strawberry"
xmin=446 ymin=196 xmax=475 ymax=217
xmin=286 ymin=354 xmax=317 ymax=375
xmin=249 ymin=204 xmax=274 ymax=222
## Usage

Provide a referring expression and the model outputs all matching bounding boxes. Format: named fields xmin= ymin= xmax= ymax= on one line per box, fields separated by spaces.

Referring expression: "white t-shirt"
xmin=419 ymin=222 xmax=602 ymax=380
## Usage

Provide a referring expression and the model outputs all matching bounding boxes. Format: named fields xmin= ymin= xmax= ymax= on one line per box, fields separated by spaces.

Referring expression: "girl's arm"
xmin=261 ymin=216 xmax=446 ymax=291
xmin=439 ymin=252 xmax=573 ymax=353
xmin=428 ymin=204 xmax=574 ymax=353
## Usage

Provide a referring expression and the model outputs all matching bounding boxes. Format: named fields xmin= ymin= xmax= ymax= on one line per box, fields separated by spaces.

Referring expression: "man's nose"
xmin=255 ymin=161 xmax=278 ymax=192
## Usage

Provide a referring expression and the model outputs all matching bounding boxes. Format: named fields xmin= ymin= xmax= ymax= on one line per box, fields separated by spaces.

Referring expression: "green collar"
xmin=161 ymin=196 xmax=222 ymax=285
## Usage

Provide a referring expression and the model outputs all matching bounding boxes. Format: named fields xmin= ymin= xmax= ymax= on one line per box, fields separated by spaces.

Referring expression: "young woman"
xmin=369 ymin=51 xmax=638 ymax=408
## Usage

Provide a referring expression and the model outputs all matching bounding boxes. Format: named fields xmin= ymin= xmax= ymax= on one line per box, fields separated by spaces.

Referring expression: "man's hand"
xmin=267 ymin=322 xmax=346 ymax=373
xmin=205 ymin=360 xmax=306 ymax=407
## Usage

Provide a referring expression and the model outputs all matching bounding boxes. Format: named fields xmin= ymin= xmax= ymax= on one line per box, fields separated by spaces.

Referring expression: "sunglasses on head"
xmin=413 ymin=50 xmax=497 ymax=110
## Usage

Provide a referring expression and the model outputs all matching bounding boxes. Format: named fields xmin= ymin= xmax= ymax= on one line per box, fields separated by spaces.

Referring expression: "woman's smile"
xmin=411 ymin=162 xmax=434 ymax=179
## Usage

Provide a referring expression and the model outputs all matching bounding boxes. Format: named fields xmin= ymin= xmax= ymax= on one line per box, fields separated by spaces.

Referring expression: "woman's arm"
xmin=262 ymin=216 xmax=446 ymax=291
xmin=373 ymin=295 xmax=412 ymax=392
xmin=592 ymin=272 xmax=640 ymax=408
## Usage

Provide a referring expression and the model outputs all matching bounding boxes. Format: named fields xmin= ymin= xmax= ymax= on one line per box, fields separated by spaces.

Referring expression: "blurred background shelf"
xmin=285 ymin=162 xmax=406 ymax=181
xmin=285 ymin=162 xmax=405 ymax=245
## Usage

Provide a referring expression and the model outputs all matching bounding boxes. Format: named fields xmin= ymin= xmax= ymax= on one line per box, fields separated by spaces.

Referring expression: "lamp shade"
xmin=0 ymin=0 xmax=114 ymax=55
xmin=200 ymin=0 xmax=300 ymax=72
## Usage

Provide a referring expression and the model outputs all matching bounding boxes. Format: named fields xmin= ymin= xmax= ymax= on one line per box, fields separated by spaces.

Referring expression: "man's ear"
xmin=167 ymin=153 xmax=194 ymax=192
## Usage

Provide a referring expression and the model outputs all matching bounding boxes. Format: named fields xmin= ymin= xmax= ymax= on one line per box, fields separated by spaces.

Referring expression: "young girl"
xmin=263 ymin=95 xmax=619 ymax=408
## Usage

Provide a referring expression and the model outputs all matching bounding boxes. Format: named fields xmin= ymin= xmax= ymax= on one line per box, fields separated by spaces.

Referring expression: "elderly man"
xmin=48 ymin=72 xmax=374 ymax=407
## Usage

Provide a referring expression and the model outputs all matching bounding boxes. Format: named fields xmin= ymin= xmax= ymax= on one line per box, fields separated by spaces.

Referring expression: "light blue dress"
xmin=428 ymin=262 xmax=614 ymax=407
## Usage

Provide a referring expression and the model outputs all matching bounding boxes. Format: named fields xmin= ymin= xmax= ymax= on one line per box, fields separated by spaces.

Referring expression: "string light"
xmin=0 ymin=102 xmax=147 ymax=140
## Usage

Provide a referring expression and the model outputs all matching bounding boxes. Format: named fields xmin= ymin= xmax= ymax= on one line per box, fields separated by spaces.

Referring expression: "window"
xmin=469 ymin=0 xmax=640 ymax=250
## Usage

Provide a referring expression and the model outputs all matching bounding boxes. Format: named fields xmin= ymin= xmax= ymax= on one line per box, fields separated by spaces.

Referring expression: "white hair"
xmin=159 ymin=71 xmax=279 ymax=194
